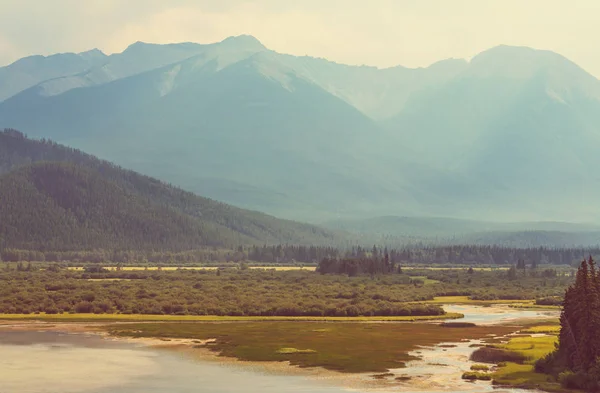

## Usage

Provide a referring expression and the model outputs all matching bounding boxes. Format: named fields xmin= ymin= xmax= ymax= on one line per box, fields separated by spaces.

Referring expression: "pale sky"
xmin=1 ymin=0 xmax=599 ymax=77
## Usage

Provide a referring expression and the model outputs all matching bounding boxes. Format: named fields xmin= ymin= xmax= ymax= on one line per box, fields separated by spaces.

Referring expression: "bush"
xmin=462 ymin=372 xmax=491 ymax=381
xmin=470 ymin=364 xmax=490 ymax=371
xmin=74 ymin=301 xmax=94 ymax=313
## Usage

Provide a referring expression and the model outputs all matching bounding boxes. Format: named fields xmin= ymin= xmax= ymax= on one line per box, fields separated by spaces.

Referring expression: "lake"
xmin=0 ymin=306 xmax=556 ymax=393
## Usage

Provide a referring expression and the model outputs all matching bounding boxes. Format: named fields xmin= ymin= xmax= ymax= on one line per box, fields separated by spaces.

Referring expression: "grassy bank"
xmin=423 ymin=296 xmax=536 ymax=305
xmin=105 ymin=321 xmax=517 ymax=373
xmin=485 ymin=323 xmax=565 ymax=392
xmin=0 ymin=312 xmax=463 ymax=322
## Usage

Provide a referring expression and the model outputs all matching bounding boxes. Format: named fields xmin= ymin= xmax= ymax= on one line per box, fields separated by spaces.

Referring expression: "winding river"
xmin=0 ymin=306 xmax=557 ymax=393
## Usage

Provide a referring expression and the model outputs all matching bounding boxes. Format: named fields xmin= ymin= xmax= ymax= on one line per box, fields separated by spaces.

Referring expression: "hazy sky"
xmin=1 ymin=0 xmax=599 ymax=76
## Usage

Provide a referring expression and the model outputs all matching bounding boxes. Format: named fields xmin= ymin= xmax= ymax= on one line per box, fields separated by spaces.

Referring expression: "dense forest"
xmin=0 ymin=129 xmax=345 ymax=250
xmin=317 ymin=245 xmax=591 ymax=273
xmin=536 ymin=257 xmax=600 ymax=390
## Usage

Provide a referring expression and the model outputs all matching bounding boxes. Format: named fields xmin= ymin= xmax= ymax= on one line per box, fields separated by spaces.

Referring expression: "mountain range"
xmin=1 ymin=35 xmax=600 ymax=226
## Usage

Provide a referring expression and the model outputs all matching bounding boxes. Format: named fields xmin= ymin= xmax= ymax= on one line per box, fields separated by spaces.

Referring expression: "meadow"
xmin=106 ymin=321 xmax=518 ymax=373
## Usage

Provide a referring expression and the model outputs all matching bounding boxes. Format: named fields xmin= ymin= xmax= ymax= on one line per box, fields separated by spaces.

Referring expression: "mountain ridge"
xmin=1 ymin=39 xmax=600 ymax=223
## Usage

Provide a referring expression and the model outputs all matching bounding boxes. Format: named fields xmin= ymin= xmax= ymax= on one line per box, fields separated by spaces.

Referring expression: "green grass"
xmin=490 ymin=327 xmax=564 ymax=391
xmin=0 ymin=312 xmax=464 ymax=322
xmin=104 ymin=322 xmax=518 ymax=373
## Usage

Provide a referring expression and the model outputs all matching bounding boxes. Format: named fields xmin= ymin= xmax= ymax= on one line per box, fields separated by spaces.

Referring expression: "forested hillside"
xmin=0 ymin=129 xmax=344 ymax=250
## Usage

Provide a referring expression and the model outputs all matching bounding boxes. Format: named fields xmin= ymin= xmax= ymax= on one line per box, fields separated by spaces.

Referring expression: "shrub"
xmin=74 ymin=301 xmax=94 ymax=313
xmin=470 ymin=364 xmax=490 ymax=371
xmin=462 ymin=372 xmax=491 ymax=381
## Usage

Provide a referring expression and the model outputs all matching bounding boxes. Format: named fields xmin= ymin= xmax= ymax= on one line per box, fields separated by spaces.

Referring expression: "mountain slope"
xmin=0 ymin=130 xmax=345 ymax=250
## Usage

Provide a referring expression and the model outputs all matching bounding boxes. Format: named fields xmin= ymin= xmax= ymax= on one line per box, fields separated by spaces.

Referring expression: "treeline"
xmin=353 ymin=245 xmax=591 ymax=266
xmin=317 ymin=245 xmax=590 ymax=274
xmin=318 ymin=255 xmax=399 ymax=276
xmin=536 ymin=257 xmax=600 ymax=390
xmin=0 ymin=245 xmax=340 ymax=264
xmin=1 ymin=243 xmax=594 ymax=267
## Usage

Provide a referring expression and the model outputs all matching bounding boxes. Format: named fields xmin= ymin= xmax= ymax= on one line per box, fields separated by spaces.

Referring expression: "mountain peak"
xmin=467 ymin=45 xmax=585 ymax=80
xmin=78 ymin=48 xmax=107 ymax=62
xmin=123 ymin=41 xmax=151 ymax=52
xmin=219 ymin=35 xmax=266 ymax=51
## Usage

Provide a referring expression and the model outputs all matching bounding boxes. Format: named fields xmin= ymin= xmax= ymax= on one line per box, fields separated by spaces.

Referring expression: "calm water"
xmin=443 ymin=305 xmax=557 ymax=324
xmin=0 ymin=306 xmax=557 ymax=393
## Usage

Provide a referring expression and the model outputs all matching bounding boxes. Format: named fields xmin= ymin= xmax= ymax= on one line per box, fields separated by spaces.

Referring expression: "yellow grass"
xmin=410 ymin=276 xmax=440 ymax=285
xmin=403 ymin=267 xmax=509 ymax=271
xmin=67 ymin=266 xmax=316 ymax=271
xmin=424 ymin=296 xmax=535 ymax=305
xmin=0 ymin=312 xmax=463 ymax=322
xmin=520 ymin=325 xmax=561 ymax=334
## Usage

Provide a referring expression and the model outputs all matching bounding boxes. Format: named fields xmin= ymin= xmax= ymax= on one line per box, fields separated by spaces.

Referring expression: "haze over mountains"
xmin=1 ymin=35 xmax=600 ymax=227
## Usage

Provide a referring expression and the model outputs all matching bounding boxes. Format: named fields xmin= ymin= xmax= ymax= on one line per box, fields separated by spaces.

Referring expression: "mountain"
xmin=0 ymin=49 xmax=107 ymax=102
xmin=1 ymin=38 xmax=600 ymax=224
xmin=0 ymin=37 xmax=267 ymax=102
xmin=0 ymin=37 xmax=451 ymax=221
xmin=0 ymin=130 xmax=345 ymax=251
xmin=325 ymin=216 xmax=600 ymax=247
xmin=385 ymin=45 xmax=600 ymax=222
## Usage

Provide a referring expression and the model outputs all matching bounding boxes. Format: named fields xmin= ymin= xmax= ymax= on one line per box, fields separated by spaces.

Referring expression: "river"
xmin=0 ymin=306 xmax=557 ymax=393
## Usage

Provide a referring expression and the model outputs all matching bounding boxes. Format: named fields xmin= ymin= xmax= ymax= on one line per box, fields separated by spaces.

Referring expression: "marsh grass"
xmin=105 ymin=322 xmax=516 ymax=373
xmin=0 ymin=312 xmax=464 ymax=322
